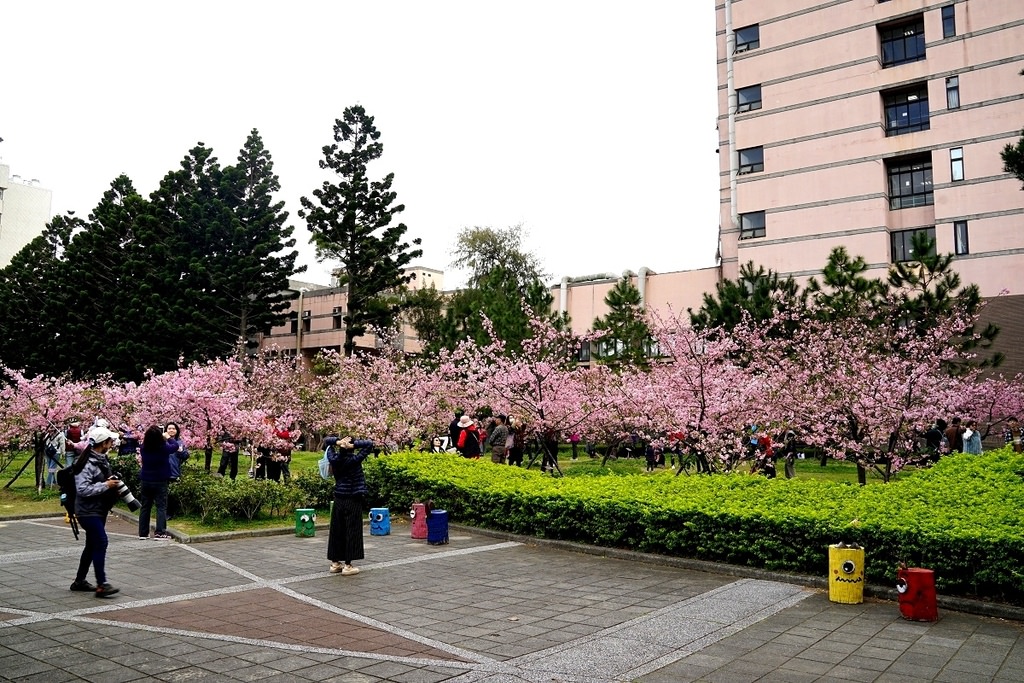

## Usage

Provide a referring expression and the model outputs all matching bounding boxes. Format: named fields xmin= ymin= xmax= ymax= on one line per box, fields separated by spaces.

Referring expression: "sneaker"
xmin=95 ymin=583 xmax=119 ymax=598
xmin=70 ymin=579 xmax=95 ymax=592
xmin=153 ymin=532 xmax=173 ymax=540
xmin=138 ymin=535 xmax=149 ymax=540
xmin=329 ymin=561 xmax=344 ymax=573
xmin=341 ymin=565 xmax=360 ymax=576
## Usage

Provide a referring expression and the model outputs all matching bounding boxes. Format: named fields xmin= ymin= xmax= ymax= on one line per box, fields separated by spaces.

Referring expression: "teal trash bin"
xmin=295 ymin=508 xmax=316 ymax=537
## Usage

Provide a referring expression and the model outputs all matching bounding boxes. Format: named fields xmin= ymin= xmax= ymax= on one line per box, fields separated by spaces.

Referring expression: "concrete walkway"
xmin=0 ymin=514 xmax=1022 ymax=682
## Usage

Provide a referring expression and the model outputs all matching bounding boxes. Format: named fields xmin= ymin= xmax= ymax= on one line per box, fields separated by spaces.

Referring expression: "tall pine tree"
xmin=299 ymin=106 xmax=422 ymax=356
xmin=592 ymin=275 xmax=653 ymax=371
xmin=217 ymin=130 xmax=302 ymax=359
xmin=0 ymin=218 xmax=76 ymax=376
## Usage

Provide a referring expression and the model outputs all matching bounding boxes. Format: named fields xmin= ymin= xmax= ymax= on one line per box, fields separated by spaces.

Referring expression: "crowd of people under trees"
xmin=43 ymin=416 xmax=302 ymax=490
xmin=420 ymin=408 xmax=1021 ymax=481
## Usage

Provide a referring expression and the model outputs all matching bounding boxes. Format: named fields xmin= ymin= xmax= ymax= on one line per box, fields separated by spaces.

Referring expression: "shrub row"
xmin=364 ymin=449 xmax=1024 ymax=604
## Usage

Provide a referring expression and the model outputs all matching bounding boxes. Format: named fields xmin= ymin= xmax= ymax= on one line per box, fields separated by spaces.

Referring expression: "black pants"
xmin=217 ymin=450 xmax=238 ymax=479
xmin=76 ymin=514 xmax=109 ymax=584
xmin=328 ymin=494 xmax=365 ymax=563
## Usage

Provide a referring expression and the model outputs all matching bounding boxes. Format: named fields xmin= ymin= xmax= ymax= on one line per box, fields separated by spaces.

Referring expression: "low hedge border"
xmin=365 ymin=449 xmax=1024 ymax=605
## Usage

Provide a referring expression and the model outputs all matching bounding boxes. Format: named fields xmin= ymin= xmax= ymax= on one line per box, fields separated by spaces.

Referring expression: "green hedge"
xmin=365 ymin=449 xmax=1024 ymax=604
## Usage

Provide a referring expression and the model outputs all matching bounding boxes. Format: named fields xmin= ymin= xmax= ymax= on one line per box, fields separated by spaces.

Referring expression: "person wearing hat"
xmin=325 ymin=435 xmax=375 ymax=576
xmin=455 ymin=415 xmax=481 ymax=459
xmin=70 ymin=426 xmax=122 ymax=597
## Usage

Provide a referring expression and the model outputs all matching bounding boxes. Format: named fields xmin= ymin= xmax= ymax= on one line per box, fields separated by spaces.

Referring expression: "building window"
xmin=739 ymin=211 xmax=766 ymax=239
xmin=289 ymin=312 xmax=299 ymax=334
xmin=890 ymin=227 xmax=936 ymax=263
xmin=578 ymin=341 xmax=591 ymax=363
xmin=941 ymin=5 xmax=956 ymax=38
xmin=332 ymin=306 xmax=344 ymax=329
xmin=735 ymin=24 xmax=759 ymax=52
xmin=954 ymin=221 xmax=969 ymax=255
xmin=945 ymin=76 xmax=960 ymax=109
xmin=738 ymin=146 xmax=764 ymax=174
xmin=880 ymin=17 xmax=926 ymax=68
xmin=950 ymin=147 xmax=964 ymax=182
xmin=883 ymin=84 xmax=929 ymax=136
xmin=302 ymin=310 xmax=311 ymax=333
xmin=887 ymin=155 xmax=933 ymax=209
xmin=736 ymin=85 xmax=762 ymax=113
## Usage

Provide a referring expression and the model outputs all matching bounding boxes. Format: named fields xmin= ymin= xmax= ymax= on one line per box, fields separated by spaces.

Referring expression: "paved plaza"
xmin=1 ymin=513 xmax=1022 ymax=682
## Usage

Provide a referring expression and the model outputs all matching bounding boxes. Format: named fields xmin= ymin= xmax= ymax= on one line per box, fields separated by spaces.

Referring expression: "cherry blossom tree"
xmin=0 ymin=367 xmax=99 ymax=490
xmin=738 ymin=304 xmax=986 ymax=481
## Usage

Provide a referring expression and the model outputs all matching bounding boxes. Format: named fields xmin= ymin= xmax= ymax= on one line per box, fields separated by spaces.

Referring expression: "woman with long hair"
xmin=137 ymin=425 xmax=177 ymax=539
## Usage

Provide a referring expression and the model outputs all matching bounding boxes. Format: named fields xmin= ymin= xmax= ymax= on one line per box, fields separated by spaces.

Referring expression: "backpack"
xmin=56 ymin=466 xmax=77 ymax=515
xmin=318 ymin=449 xmax=333 ymax=481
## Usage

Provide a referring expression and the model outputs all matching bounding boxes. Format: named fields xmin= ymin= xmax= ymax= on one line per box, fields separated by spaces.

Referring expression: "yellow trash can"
xmin=828 ymin=543 xmax=865 ymax=604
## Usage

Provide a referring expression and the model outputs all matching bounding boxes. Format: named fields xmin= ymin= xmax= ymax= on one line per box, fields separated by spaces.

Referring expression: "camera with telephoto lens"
xmin=110 ymin=472 xmax=141 ymax=512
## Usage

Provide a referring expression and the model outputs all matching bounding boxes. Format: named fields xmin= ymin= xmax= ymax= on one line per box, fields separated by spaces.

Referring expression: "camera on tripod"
xmin=110 ymin=473 xmax=141 ymax=512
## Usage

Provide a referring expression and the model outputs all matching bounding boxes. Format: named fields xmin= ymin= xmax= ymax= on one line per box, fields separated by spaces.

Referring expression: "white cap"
xmin=87 ymin=426 xmax=118 ymax=445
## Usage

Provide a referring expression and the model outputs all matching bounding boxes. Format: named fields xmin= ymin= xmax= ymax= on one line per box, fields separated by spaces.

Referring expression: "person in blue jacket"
xmin=137 ymin=425 xmax=178 ymax=539
xmin=325 ymin=435 xmax=374 ymax=576
xmin=163 ymin=422 xmax=189 ymax=481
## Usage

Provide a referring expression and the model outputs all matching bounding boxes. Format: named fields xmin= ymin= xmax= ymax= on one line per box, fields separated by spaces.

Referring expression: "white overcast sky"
xmin=1 ymin=1 xmax=720 ymax=288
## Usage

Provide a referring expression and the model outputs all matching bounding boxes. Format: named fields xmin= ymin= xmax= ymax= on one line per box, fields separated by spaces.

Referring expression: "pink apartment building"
xmin=717 ymin=0 xmax=1024 ymax=293
xmin=265 ymin=0 xmax=1023 ymax=369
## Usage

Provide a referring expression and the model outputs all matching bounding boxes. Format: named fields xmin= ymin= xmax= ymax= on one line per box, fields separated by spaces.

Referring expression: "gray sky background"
xmin=1 ymin=0 xmax=720 ymax=288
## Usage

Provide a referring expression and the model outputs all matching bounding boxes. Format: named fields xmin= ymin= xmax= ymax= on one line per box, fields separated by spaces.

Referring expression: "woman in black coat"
xmin=325 ymin=436 xmax=374 ymax=576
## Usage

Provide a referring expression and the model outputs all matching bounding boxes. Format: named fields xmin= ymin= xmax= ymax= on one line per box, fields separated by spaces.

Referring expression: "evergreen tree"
xmin=591 ymin=275 xmax=653 ymax=371
xmin=401 ymin=283 xmax=445 ymax=353
xmin=1004 ymin=131 xmax=1024 ymax=189
xmin=64 ymin=176 xmax=165 ymax=380
xmin=299 ymin=105 xmax=423 ymax=356
xmin=0 ymin=218 xmax=76 ymax=376
xmin=805 ymin=246 xmax=888 ymax=322
xmin=142 ymin=144 xmax=233 ymax=371
xmin=217 ymin=130 xmax=303 ymax=358
xmin=689 ymin=261 xmax=806 ymax=333
xmin=1000 ymin=68 xmax=1024 ymax=190
xmin=887 ymin=231 xmax=1001 ymax=369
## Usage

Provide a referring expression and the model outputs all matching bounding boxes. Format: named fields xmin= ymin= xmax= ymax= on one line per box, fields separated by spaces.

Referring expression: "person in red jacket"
xmin=456 ymin=415 xmax=481 ymax=459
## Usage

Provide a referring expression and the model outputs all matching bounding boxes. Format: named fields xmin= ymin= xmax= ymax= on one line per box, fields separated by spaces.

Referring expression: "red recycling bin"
xmin=410 ymin=502 xmax=428 ymax=539
xmin=897 ymin=567 xmax=938 ymax=621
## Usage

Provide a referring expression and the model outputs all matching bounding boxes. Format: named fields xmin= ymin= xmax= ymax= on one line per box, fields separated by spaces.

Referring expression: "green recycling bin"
xmin=295 ymin=508 xmax=317 ymax=537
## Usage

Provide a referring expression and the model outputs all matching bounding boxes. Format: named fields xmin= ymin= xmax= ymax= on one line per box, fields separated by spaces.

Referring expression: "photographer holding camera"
xmin=69 ymin=426 xmax=123 ymax=598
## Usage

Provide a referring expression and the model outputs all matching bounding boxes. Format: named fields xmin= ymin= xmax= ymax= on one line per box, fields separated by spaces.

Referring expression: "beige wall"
xmin=556 ymin=268 xmax=722 ymax=335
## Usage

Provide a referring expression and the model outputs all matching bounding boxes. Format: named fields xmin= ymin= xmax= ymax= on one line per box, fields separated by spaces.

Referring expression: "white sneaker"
xmin=341 ymin=565 xmax=360 ymax=576
xmin=329 ymin=561 xmax=344 ymax=573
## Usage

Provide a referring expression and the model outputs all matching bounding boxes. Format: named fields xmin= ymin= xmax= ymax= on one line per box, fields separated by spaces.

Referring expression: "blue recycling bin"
xmin=369 ymin=507 xmax=391 ymax=535
xmin=427 ymin=509 xmax=449 ymax=545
